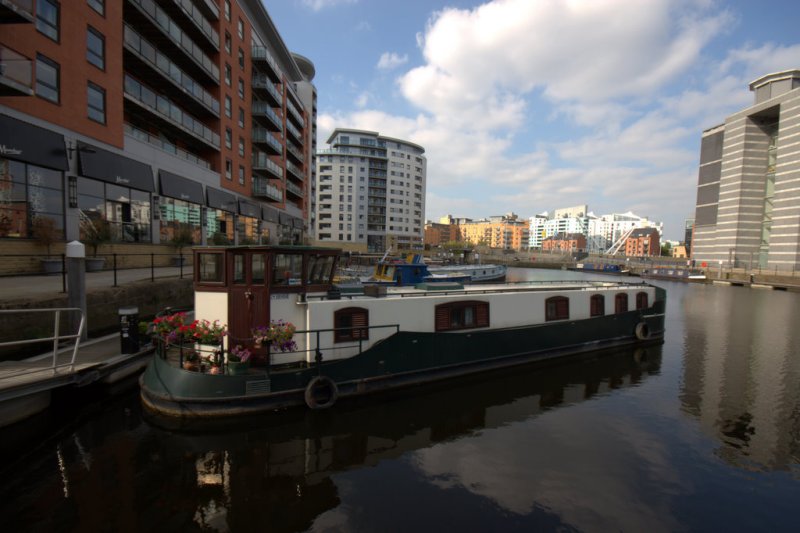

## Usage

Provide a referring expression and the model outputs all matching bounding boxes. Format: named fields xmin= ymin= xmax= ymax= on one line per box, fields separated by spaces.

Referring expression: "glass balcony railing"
xmin=0 ymin=45 xmax=32 ymax=95
xmin=285 ymin=160 xmax=304 ymax=180
xmin=123 ymin=25 xmax=219 ymax=115
xmin=251 ymin=127 xmax=282 ymax=153
xmin=252 ymin=151 xmax=283 ymax=179
xmin=286 ymin=180 xmax=304 ymax=198
xmin=0 ymin=0 xmax=34 ymax=21
xmin=124 ymin=123 xmax=211 ymax=169
xmin=286 ymin=99 xmax=304 ymax=127
xmin=252 ymin=176 xmax=282 ymax=201
xmin=252 ymin=101 xmax=283 ymax=131
xmin=124 ymin=74 xmax=220 ymax=148
xmin=251 ymin=46 xmax=280 ymax=79
xmin=168 ymin=0 xmax=219 ymax=50
xmin=285 ymin=120 xmax=302 ymax=142
xmin=252 ymin=75 xmax=282 ymax=104
xmin=127 ymin=0 xmax=219 ymax=82
xmin=285 ymin=142 xmax=303 ymax=162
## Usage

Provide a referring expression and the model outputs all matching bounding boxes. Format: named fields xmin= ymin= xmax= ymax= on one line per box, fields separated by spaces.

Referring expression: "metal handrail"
xmin=0 ymin=308 xmax=85 ymax=374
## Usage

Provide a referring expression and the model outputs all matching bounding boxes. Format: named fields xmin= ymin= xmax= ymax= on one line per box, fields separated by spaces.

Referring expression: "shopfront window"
xmin=0 ymin=158 xmax=64 ymax=239
xmin=159 ymin=197 xmax=200 ymax=245
xmin=206 ymin=208 xmax=234 ymax=245
xmin=77 ymin=178 xmax=151 ymax=243
xmin=236 ymin=215 xmax=259 ymax=244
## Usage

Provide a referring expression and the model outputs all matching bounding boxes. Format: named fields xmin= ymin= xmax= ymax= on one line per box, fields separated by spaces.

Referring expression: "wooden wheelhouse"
xmin=193 ymin=246 xmax=340 ymax=341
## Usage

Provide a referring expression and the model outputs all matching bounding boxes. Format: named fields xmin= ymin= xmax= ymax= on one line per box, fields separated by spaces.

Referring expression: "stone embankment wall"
xmin=0 ymin=278 xmax=193 ymax=360
xmin=1 ymin=240 xmax=190 ymax=275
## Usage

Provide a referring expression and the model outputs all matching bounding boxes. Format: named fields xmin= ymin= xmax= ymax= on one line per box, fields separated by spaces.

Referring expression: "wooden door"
xmin=229 ymin=251 xmax=270 ymax=342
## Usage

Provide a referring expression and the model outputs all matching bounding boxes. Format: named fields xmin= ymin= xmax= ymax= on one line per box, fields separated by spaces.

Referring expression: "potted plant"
xmin=206 ymin=355 xmax=223 ymax=375
xmin=170 ymin=222 xmax=195 ymax=266
xmin=253 ymin=320 xmax=297 ymax=352
xmin=32 ymin=216 xmax=62 ymax=274
xmin=227 ymin=344 xmax=251 ymax=375
xmin=189 ymin=319 xmax=227 ymax=354
xmin=83 ymin=217 xmax=111 ymax=271
xmin=150 ymin=311 xmax=191 ymax=354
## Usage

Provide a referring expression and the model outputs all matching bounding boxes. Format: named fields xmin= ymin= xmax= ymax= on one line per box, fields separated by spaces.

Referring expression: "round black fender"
xmin=304 ymin=375 xmax=339 ymax=410
xmin=635 ymin=322 xmax=651 ymax=340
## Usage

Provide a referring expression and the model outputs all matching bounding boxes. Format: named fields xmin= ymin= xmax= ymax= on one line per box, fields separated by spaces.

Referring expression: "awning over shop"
xmin=0 ymin=113 xmax=68 ymax=170
xmin=159 ymin=170 xmax=204 ymax=204
xmin=261 ymin=205 xmax=279 ymax=222
xmin=78 ymin=142 xmax=154 ymax=191
xmin=207 ymin=187 xmax=238 ymax=213
xmin=292 ymin=217 xmax=305 ymax=229
xmin=238 ymin=199 xmax=259 ymax=218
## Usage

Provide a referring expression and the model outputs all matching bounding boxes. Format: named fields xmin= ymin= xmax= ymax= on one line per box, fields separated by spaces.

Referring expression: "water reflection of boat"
xmin=144 ymin=347 xmax=662 ymax=530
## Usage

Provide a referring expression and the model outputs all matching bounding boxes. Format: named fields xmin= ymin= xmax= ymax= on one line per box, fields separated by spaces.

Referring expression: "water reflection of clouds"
xmin=411 ymin=405 xmax=683 ymax=532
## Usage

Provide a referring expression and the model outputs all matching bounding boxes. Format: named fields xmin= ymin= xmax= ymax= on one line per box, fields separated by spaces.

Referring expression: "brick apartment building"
xmin=0 ymin=0 xmax=315 ymax=250
xmin=624 ymin=228 xmax=660 ymax=257
xmin=541 ymin=232 xmax=587 ymax=253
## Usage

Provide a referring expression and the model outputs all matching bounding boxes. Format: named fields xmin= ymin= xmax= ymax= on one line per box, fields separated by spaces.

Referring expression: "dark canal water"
xmin=2 ymin=268 xmax=800 ymax=532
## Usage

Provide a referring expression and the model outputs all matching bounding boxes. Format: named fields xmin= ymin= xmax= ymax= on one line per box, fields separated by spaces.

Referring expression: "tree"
xmin=83 ymin=217 xmax=112 ymax=257
xmin=170 ymin=222 xmax=195 ymax=254
xmin=31 ymin=216 xmax=59 ymax=257
xmin=661 ymin=242 xmax=672 ymax=256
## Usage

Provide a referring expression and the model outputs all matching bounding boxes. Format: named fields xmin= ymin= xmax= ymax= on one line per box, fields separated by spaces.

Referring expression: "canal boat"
xmin=139 ymin=245 xmax=666 ymax=419
xmin=574 ymin=262 xmax=631 ymax=275
xmin=427 ymin=263 xmax=507 ymax=283
xmin=640 ymin=267 xmax=707 ymax=282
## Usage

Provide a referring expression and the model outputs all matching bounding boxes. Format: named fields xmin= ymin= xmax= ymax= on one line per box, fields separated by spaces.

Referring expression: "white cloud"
xmin=317 ymin=0 xmax=799 ymax=238
xmin=301 ymin=0 xmax=357 ymax=12
xmin=354 ymin=91 xmax=371 ymax=108
xmin=377 ymin=52 xmax=409 ymax=70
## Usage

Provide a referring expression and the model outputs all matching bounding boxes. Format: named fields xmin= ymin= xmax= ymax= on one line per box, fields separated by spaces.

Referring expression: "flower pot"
xmin=182 ymin=361 xmax=201 ymax=372
xmin=40 ymin=258 xmax=63 ymax=274
xmin=86 ymin=257 xmax=105 ymax=272
xmin=195 ymin=343 xmax=222 ymax=356
xmin=227 ymin=361 xmax=250 ymax=375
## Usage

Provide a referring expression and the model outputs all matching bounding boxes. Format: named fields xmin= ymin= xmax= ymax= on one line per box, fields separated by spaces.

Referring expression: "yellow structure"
xmin=459 ymin=214 xmax=529 ymax=250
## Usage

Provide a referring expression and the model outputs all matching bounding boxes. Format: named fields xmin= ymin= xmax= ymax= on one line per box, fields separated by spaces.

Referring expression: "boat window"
xmin=636 ymin=292 xmax=648 ymax=310
xmin=273 ymin=253 xmax=303 ymax=286
xmin=251 ymin=254 xmax=265 ymax=284
xmin=197 ymin=252 xmax=223 ymax=283
xmin=334 ymin=307 xmax=369 ymax=342
xmin=307 ymin=255 xmax=335 ymax=285
xmin=435 ymin=301 xmax=489 ymax=332
xmin=545 ymin=296 xmax=569 ymax=321
xmin=590 ymin=294 xmax=604 ymax=317
xmin=233 ymin=253 xmax=245 ymax=284
xmin=615 ymin=293 xmax=628 ymax=314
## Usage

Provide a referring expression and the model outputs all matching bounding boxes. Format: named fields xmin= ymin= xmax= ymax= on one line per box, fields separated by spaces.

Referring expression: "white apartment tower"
xmin=315 ymin=129 xmax=426 ymax=252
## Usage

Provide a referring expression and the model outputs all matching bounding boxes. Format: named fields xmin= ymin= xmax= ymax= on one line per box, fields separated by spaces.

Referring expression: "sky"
xmin=265 ymin=0 xmax=800 ymax=240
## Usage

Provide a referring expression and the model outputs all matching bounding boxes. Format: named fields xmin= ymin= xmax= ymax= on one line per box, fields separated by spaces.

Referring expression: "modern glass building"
xmin=692 ymin=70 xmax=800 ymax=271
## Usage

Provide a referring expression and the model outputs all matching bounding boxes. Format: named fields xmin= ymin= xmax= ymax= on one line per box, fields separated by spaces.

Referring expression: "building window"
xmin=615 ymin=293 xmax=628 ymax=314
xmin=224 ymin=32 xmax=231 ymax=54
xmin=0 ymin=159 xmax=64 ymax=239
xmin=238 ymin=108 xmax=244 ymax=128
xmin=225 ymin=63 xmax=231 ymax=86
xmin=36 ymin=0 xmax=59 ymax=41
xmin=238 ymin=165 xmax=244 ymax=185
xmin=159 ymin=198 xmax=200 ymax=245
xmin=435 ymin=301 xmax=489 ymax=331
xmin=87 ymin=27 xmax=105 ymax=69
xmin=87 ymin=82 xmax=106 ymax=124
xmin=225 ymin=159 xmax=232 ymax=180
xmin=636 ymin=292 xmax=648 ymax=310
xmin=224 ymin=95 xmax=232 ymax=117
xmin=35 ymin=55 xmax=59 ymax=103
xmin=545 ymin=296 xmax=569 ymax=321
xmin=334 ymin=307 xmax=369 ymax=342
xmin=88 ymin=0 xmax=104 ymax=15
xmin=237 ymin=18 xmax=244 ymax=39
xmin=238 ymin=78 xmax=244 ymax=99
xmin=590 ymin=294 xmax=604 ymax=317
xmin=76 ymin=177 xmax=150 ymax=243
xmin=238 ymin=47 xmax=244 ymax=68
xmin=225 ymin=128 xmax=232 ymax=149
xmin=238 ymin=137 xmax=244 ymax=157
xmin=224 ymin=0 xmax=231 ymax=21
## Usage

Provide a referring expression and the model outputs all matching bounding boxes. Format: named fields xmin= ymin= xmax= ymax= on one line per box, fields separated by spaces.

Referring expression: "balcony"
xmin=125 ymin=0 xmax=219 ymax=83
xmin=161 ymin=0 xmax=219 ymax=53
xmin=286 ymin=99 xmax=304 ymax=128
xmin=252 ymin=127 xmax=282 ymax=155
xmin=0 ymin=0 xmax=34 ymax=23
xmin=252 ymin=46 xmax=281 ymax=82
xmin=285 ymin=160 xmax=304 ymax=181
xmin=125 ymin=122 xmax=210 ymax=169
xmin=0 ymin=45 xmax=32 ymax=96
xmin=123 ymin=74 xmax=220 ymax=150
xmin=252 ymin=176 xmax=282 ymax=202
xmin=252 ymin=75 xmax=282 ymax=106
xmin=123 ymin=24 xmax=219 ymax=117
xmin=286 ymin=180 xmax=304 ymax=199
xmin=286 ymin=120 xmax=303 ymax=144
xmin=285 ymin=140 xmax=304 ymax=163
xmin=252 ymin=100 xmax=283 ymax=132
xmin=252 ymin=151 xmax=283 ymax=179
